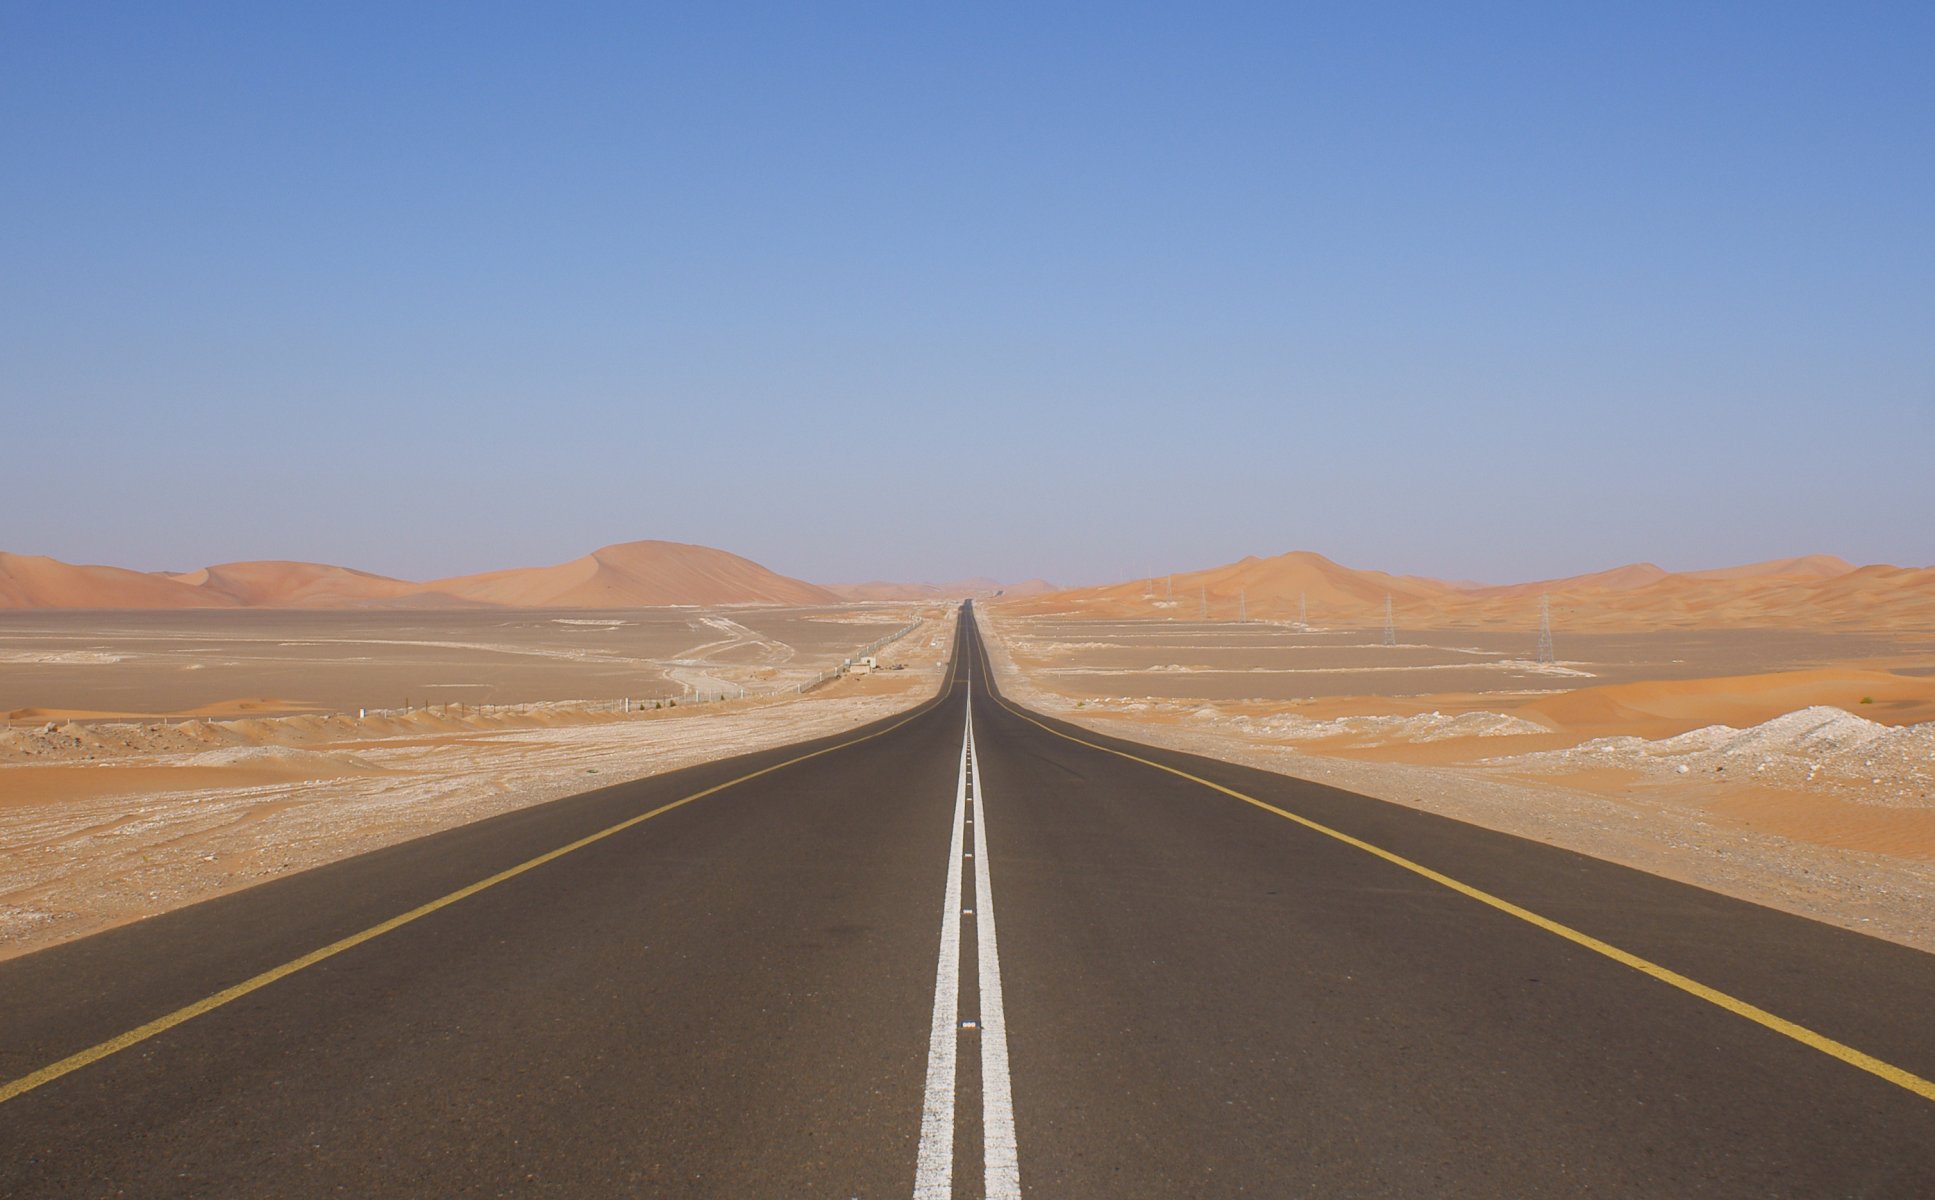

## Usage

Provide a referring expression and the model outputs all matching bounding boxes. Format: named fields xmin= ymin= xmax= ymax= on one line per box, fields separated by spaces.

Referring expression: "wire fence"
xmin=797 ymin=615 xmax=927 ymax=694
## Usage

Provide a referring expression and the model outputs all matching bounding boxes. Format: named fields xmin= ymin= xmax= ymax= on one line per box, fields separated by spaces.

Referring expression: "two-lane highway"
xmin=3 ymin=604 xmax=1933 ymax=1195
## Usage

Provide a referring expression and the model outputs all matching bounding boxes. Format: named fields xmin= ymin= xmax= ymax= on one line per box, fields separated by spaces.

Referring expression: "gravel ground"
xmin=0 ymin=614 xmax=955 ymax=960
xmin=977 ymin=610 xmax=1935 ymax=954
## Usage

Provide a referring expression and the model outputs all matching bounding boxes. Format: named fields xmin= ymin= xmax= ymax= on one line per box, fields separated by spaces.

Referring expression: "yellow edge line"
xmin=0 ymin=662 xmax=958 ymax=1108
xmin=970 ymin=628 xmax=1935 ymax=1103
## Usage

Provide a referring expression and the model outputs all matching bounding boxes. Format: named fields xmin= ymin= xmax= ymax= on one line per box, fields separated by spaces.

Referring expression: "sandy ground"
xmin=1003 ymin=616 xmax=1935 ymax=702
xmin=0 ymin=604 xmax=927 ymax=718
xmin=0 ymin=611 xmax=955 ymax=961
xmin=978 ymin=609 xmax=1935 ymax=954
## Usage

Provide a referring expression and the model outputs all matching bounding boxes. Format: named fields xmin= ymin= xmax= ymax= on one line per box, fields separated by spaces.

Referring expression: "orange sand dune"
xmin=1520 ymin=667 xmax=1935 ymax=738
xmin=827 ymin=577 xmax=1061 ymax=601
xmin=1682 ymin=554 xmax=1858 ymax=582
xmin=427 ymin=540 xmax=841 ymax=608
xmin=0 ymin=540 xmax=839 ymax=611
xmin=0 ymin=552 xmax=234 ymax=609
xmin=172 ymin=560 xmax=436 ymax=608
xmin=1464 ymin=562 xmax=1670 ymax=599
xmin=1026 ymin=550 xmax=1453 ymax=618
xmin=1002 ymin=549 xmax=1935 ymax=631
xmin=1466 ymin=555 xmax=1857 ymax=600
xmin=830 ymin=581 xmax=961 ymax=601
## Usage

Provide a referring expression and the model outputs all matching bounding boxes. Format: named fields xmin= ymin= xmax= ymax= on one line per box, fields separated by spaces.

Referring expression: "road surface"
xmin=3 ymin=604 xmax=1933 ymax=1195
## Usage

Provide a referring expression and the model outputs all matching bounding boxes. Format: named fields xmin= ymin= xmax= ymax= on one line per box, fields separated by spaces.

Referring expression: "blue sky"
xmin=3 ymin=3 xmax=1930 ymax=585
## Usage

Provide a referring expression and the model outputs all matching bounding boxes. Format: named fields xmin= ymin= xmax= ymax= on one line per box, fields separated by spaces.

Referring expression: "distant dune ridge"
xmin=428 ymin=540 xmax=842 ymax=608
xmin=167 ymin=561 xmax=433 ymax=608
xmin=7 ymin=542 xmax=1926 ymax=624
xmin=0 ymin=553 xmax=232 ymax=610
xmin=0 ymin=541 xmax=842 ymax=610
xmin=826 ymin=578 xmax=1060 ymax=602
xmin=998 ymin=550 xmax=1935 ymax=630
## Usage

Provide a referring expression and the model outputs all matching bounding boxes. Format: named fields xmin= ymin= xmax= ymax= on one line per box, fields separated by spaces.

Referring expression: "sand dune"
xmin=829 ymin=581 xmax=961 ymax=601
xmin=1518 ymin=667 xmax=1935 ymax=738
xmin=827 ymin=577 xmax=1061 ymax=601
xmin=429 ymin=540 xmax=840 ymax=608
xmin=0 ymin=553 xmax=235 ymax=610
xmin=172 ymin=560 xmax=439 ymax=608
xmin=1681 ymin=554 xmax=1858 ymax=582
xmin=1002 ymin=549 xmax=1935 ymax=631
xmin=1037 ymin=551 xmax=1452 ymax=618
xmin=1463 ymin=562 xmax=1671 ymax=598
xmin=0 ymin=540 xmax=837 ymax=611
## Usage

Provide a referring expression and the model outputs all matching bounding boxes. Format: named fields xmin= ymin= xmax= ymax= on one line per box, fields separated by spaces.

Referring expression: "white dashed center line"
xmin=913 ymin=683 xmax=1020 ymax=1199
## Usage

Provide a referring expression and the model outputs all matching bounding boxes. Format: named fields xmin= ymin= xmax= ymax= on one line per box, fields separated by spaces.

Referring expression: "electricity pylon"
xmin=1383 ymin=595 xmax=1396 ymax=646
xmin=1536 ymin=594 xmax=1555 ymax=664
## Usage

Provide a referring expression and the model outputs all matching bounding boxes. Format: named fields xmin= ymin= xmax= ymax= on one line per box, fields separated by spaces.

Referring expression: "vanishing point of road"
xmin=3 ymin=605 xmax=1933 ymax=1196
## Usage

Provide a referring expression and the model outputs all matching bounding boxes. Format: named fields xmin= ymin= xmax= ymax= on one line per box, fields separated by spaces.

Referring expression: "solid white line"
xmin=912 ymin=702 xmax=971 ymax=1199
xmin=968 ymin=702 xmax=1022 ymax=1199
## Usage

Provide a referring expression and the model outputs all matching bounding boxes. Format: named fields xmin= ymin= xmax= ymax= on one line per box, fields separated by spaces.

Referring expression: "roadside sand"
xmin=978 ymin=609 xmax=1935 ymax=953
xmin=0 ymin=603 xmax=927 ymax=717
xmin=0 ymin=613 xmax=955 ymax=961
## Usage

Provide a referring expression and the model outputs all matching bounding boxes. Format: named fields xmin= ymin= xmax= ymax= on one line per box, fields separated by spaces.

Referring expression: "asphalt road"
xmin=3 ymin=604 xmax=1933 ymax=1196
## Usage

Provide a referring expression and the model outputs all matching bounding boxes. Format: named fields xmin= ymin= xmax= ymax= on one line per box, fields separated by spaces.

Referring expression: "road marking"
xmin=968 ymin=700 xmax=1022 ymax=1200
xmin=914 ymin=684 xmax=1022 ymax=1199
xmin=912 ymin=711 xmax=969 ymax=1199
xmin=968 ymin=624 xmax=1935 ymax=1105
xmin=0 ymin=656 xmax=962 ymax=1110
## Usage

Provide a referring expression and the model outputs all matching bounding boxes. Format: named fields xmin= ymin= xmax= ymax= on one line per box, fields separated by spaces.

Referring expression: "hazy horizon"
xmin=3 ymin=537 xmax=1925 ymax=597
xmin=5 ymin=6 xmax=1930 ymax=586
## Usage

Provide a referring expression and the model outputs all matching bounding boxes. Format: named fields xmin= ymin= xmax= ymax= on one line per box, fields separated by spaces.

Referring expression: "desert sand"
xmin=0 ymin=608 xmax=955 ymax=960
xmin=977 ymin=599 xmax=1935 ymax=953
xmin=0 ymin=604 xmax=922 ymax=718
xmin=0 ymin=539 xmax=842 ymax=610
xmin=10 ymin=539 xmax=1934 ymax=959
xmin=826 ymin=578 xmax=1061 ymax=602
xmin=1005 ymin=549 xmax=1935 ymax=631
